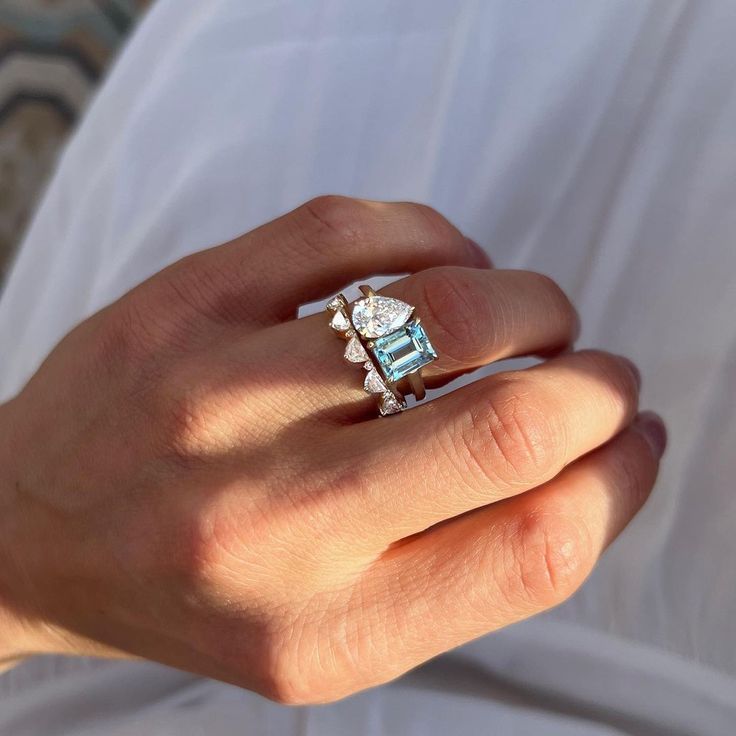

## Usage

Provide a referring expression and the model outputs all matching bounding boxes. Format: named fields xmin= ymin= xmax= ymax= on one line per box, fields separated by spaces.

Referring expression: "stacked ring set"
xmin=326 ymin=285 xmax=438 ymax=416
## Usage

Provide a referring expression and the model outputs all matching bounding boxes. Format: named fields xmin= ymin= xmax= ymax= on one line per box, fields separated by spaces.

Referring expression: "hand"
xmin=0 ymin=196 xmax=665 ymax=703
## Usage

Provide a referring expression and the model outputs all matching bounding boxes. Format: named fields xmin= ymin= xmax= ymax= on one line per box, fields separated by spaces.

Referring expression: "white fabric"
xmin=2 ymin=0 xmax=736 ymax=732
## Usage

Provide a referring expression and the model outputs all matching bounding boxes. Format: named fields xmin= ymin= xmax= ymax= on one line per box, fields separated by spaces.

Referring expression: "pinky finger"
xmin=359 ymin=413 xmax=666 ymax=691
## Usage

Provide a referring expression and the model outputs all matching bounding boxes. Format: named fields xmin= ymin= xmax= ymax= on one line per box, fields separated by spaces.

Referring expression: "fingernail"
xmin=619 ymin=355 xmax=642 ymax=389
xmin=634 ymin=411 xmax=667 ymax=457
xmin=466 ymin=238 xmax=493 ymax=268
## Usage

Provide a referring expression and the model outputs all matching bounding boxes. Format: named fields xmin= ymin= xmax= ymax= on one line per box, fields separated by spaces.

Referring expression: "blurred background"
xmin=0 ymin=0 xmax=150 ymax=283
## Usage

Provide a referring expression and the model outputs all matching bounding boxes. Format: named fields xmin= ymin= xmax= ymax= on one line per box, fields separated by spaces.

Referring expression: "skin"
xmin=0 ymin=196 xmax=666 ymax=704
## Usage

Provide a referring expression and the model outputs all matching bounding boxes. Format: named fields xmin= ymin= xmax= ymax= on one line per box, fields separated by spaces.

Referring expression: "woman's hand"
xmin=0 ymin=196 xmax=665 ymax=703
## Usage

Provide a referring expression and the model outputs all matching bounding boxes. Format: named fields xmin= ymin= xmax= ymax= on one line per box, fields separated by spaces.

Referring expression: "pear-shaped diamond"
xmin=379 ymin=391 xmax=405 ymax=416
xmin=351 ymin=296 xmax=413 ymax=338
xmin=364 ymin=368 xmax=387 ymax=394
xmin=344 ymin=336 xmax=368 ymax=363
xmin=330 ymin=310 xmax=351 ymax=332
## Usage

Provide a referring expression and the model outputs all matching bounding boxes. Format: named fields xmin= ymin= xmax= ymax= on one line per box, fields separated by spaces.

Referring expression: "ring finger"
xmin=235 ymin=266 xmax=579 ymax=421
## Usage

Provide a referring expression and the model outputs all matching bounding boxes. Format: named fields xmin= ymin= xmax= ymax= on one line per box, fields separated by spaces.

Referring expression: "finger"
xmin=161 ymin=196 xmax=491 ymax=327
xmin=244 ymin=266 xmax=578 ymax=421
xmin=330 ymin=350 xmax=641 ymax=544
xmin=381 ymin=266 xmax=578 ymax=374
xmin=340 ymin=415 xmax=665 ymax=698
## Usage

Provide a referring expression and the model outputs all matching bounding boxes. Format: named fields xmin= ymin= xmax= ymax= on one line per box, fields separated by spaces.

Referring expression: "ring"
xmin=326 ymin=285 xmax=438 ymax=416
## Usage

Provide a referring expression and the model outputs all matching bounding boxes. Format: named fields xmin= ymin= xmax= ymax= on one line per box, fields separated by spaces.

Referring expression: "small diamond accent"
xmin=379 ymin=391 xmax=405 ymax=416
xmin=326 ymin=295 xmax=346 ymax=311
xmin=351 ymin=296 xmax=413 ymax=338
xmin=330 ymin=310 xmax=351 ymax=332
xmin=344 ymin=336 xmax=369 ymax=363
xmin=364 ymin=368 xmax=387 ymax=394
xmin=363 ymin=361 xmax=374 ymax=371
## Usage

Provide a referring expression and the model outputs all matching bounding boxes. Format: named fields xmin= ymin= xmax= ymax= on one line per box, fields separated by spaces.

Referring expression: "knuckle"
xmin=293 ymin=197 xmax=461 ymax=266
xmin=297 ymin=195 xmax=365 ymax=254
xmin=153 ymin=363 xmax=221 ymax=466
xmin=458 ymin=377 xmax=559 ymax=485
xmin=264 ymin=680 xmax=305 ymax=706
xmin=262 ymin=655 xmax=316 ymax=706
xmin=112 ymin=261 xmax=217 ymax=355
xmin=91 ymin=301 xmax=150 ymax=369
xmin=259 ymin=622 xmax=341 ymax=706
xmin=204 ymin=614 xmax=318 ymax=705
xmin=107 ymin=293 xmax=169 ymax=363
xmin=503 ymin=508 xmax=592 ymax=609
xmin=164 ymin=253 xmax=253 ymax=326
xmin=401 ymin=201 xmax=459 ymax=244
xmin=96 ymin=302 xmax=193 ymax=416
xmin=167 ymin=253 xmax=223 ymax=306
xmin=420 ymin=268 xmax=495 ymax=363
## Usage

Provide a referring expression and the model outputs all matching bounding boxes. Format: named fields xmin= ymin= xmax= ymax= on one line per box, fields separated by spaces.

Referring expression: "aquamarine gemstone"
xmin=372 ymin=319 xmax=437 ymax=383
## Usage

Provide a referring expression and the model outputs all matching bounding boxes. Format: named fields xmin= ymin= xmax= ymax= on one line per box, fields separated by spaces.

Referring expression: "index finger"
xmin=166 ymin=196 xmax=491 ymax=326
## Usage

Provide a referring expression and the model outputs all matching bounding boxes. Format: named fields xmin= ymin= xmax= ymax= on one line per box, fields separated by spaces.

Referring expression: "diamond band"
xmin=327 ymin=284 xmax=438 ymax=416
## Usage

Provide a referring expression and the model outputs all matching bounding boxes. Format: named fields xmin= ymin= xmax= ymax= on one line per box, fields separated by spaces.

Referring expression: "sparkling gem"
xmin=330 ymin=310 xmax=351 ymax=331
xmin=351 ymin=296 xmax=413 ymax=338
xmin=364 ymin=368 xmax=387 ymax=394
xmin=326 ymin=295 xmax=346 ymax=311
xmin=379 ymin=391 xmax=405 ymax=416
xmin=372 ymin=319 xmax=437 ymax=383
xmin=344 ymin=336 xmax=369 ymax=363
xmin=363 ymin=361 xmax=374 ymax=371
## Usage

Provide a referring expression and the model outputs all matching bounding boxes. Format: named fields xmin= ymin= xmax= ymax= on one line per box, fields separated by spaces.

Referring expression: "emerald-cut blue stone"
xmin=372 ymin=319 xmax=437 ymax=383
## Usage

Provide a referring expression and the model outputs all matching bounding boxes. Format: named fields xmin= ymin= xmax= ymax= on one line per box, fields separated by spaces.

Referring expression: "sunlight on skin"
xmin=0 ymin=197 xmax=665 ymax=704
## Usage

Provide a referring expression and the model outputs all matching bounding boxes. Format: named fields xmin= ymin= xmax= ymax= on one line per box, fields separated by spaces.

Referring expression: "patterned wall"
xmin=0 ymin=0 xmax=151 ymax=283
